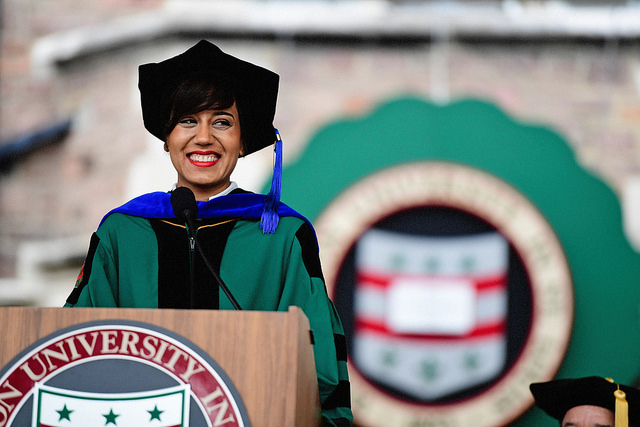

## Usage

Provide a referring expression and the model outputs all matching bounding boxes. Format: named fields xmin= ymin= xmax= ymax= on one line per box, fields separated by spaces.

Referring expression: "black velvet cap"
xmin=530 ymin=376 xmax=640 ymax=424
xmin=138 ymin=40 xmax=279 ymax=155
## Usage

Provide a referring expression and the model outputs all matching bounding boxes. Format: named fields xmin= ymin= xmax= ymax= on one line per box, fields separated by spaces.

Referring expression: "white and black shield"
xmin=352 ymin=228 xmax=509 ymax=400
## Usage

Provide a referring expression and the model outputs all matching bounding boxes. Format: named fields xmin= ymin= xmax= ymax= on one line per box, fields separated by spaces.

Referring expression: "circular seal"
xmin=0 ymin=320 xmax=250 ymax=427
xmin=315 ymin=161 xmax=573 ymax=427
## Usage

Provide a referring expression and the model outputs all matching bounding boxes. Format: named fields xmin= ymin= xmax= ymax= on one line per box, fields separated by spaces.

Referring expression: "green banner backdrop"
xmin=273 ymin=97 xmax=640 ymax=426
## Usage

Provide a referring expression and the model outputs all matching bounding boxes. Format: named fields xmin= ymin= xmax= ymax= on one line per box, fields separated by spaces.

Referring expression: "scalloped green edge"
xmin=273 ymin=96 xmax=640 ymax=426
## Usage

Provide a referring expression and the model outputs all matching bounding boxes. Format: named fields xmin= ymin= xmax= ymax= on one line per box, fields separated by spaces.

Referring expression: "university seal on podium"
xmin=0 ymin=320 xmax=250 ymax=427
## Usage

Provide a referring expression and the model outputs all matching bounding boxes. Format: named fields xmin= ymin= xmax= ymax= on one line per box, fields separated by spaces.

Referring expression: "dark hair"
xmin=163 ymin=76 xmax=239 ymax=142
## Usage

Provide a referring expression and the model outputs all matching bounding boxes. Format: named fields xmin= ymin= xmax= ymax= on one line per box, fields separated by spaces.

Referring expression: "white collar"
xmin=170 ymin=182 xmax=238 ymax=201
xmin=209 ymin=182 xmax=238 ymax=200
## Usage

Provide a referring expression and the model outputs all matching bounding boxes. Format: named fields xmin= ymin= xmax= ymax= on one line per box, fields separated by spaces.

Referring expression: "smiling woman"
xmin=166 ymin=100 xmax=243 ymax=200
xmin=63 ymin=40 xmax=352 ymax=427
xmin=162 ymin=76 xmax=244 ymax=200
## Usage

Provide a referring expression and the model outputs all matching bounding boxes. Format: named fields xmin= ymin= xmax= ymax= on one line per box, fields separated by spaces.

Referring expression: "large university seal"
xmin=0 ymin=320 xmax=250 ymax=427
xmin=315 ymin=161 xmax=573 ymax=427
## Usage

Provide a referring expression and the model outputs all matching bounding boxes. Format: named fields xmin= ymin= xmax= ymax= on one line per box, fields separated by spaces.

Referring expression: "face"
xmin=166 ymin=102 xmax=243 ymax=201
xmin=561 ymin=405 xmax=614 ymax=427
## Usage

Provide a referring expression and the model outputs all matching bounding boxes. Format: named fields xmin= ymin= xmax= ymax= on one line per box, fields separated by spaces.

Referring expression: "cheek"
xmin=165 ymin=142 xmax=184 ymax=169
xmin=165 ymin=132 xmax=186 ymax=157
xmin=166 ymin=126 xmax=188 ymax=149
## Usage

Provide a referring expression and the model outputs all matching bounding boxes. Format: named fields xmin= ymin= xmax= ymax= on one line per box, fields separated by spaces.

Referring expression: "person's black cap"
xmin=530 ymin=376 xmax=640 ymax=425
xmin=138 ymin=40 xmax=279 ymax=155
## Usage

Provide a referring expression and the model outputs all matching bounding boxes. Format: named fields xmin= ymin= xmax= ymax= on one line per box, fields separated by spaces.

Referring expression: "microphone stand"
xmin=192 ymin=232 xmax=242 ymax=310
xmin=185 ymin=219 xmax=242 ymax=310
xmin=171 ymin=186 xmax=242 ymax=310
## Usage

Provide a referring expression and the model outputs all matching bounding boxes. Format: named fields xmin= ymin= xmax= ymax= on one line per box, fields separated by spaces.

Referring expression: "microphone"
xmin=170 ymin=187 xmax=242 ymax=310
xmin=171 ymin=186 xmax=198 ymax=237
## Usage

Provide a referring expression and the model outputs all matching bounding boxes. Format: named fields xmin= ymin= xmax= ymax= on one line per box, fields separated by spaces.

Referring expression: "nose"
xmin=195 ymin=123 xmax=214 ymax=144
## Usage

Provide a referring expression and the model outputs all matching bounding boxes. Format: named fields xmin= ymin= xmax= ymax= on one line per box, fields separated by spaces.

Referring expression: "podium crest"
xmin=0 ymin=320 xmax=250 ymax=427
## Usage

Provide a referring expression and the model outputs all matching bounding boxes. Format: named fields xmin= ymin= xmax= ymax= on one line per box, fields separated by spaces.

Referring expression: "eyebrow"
xmin=212 ymin=111 xmax=236 ymax=119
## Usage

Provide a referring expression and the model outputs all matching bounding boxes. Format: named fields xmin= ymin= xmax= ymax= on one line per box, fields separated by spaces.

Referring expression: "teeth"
xmin=190 ymin=153 xmax=218 ymax=162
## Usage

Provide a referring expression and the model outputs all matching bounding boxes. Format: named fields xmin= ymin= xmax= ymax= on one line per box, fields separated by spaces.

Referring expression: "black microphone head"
xmin=170 ymin=186 xmax=198 ymax=223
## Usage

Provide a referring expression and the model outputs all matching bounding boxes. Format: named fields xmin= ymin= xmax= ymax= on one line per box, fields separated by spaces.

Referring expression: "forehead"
xmin=562 ymin=405 xmax=614 ymax=427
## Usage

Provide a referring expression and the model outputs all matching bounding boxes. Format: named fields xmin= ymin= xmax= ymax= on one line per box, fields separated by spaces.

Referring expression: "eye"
xmin=212 ymin=118 xmax=232 ymax=128
xmin=178 ymin=117 xmax=197 ymax=126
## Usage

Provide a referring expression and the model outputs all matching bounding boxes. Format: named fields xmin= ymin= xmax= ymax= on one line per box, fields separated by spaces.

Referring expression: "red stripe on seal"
xmin=355 ymin=317 xmax=506 ymax=341
xmin=356 ymin=271 xmax=507 ymax=292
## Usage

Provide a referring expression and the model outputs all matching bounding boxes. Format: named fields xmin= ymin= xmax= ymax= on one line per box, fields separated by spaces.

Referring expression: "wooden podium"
xmin=0 ymin=305 xmax=321 ymax=427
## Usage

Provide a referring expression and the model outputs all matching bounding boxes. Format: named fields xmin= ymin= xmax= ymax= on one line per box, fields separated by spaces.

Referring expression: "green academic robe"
xmin=66 ymin=192 xmax=352 ymax=426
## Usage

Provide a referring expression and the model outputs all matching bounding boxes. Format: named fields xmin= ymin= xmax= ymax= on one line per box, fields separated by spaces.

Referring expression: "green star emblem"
xmin=56 ymin=404 xmax=73 ymax=421
xmin=460 ymin=255 xmax=476 ymax=273
xmin=148 ymin=404 xmax=164 ymax=421
xmin=380 ymin=348 xmax=396 ymax=367
xmin=389 ymin=253 xmax=406 ymax=271
xmin=424 ymin=257 xmax=440 ymax=273
xmin=463 ymin=351 xmax=481 ymax=372
xmin=103 ymin=408 xmax=120 ymax=425
xmin=419 ymin=360 xmax=440 ymax=383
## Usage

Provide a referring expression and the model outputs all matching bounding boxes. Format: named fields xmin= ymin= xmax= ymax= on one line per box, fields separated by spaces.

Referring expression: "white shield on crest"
xmin=33 ymin=383 xmax=190 ymax=427
xmin=352 ymin=228 xmax=509 ymax=400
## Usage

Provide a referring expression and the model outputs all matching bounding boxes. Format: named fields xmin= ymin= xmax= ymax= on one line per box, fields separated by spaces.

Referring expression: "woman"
xmin=65 ymin=40 xmax=352 ymax=426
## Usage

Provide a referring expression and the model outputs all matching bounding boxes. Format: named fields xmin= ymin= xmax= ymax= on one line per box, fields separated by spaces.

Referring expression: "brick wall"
xmin=1 ymin=1 xmax=639 ymax=288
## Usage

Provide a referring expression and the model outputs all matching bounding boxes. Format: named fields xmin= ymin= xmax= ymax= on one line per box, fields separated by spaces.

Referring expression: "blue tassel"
xmin=260 ymin=129 xmax=282 ymax=233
